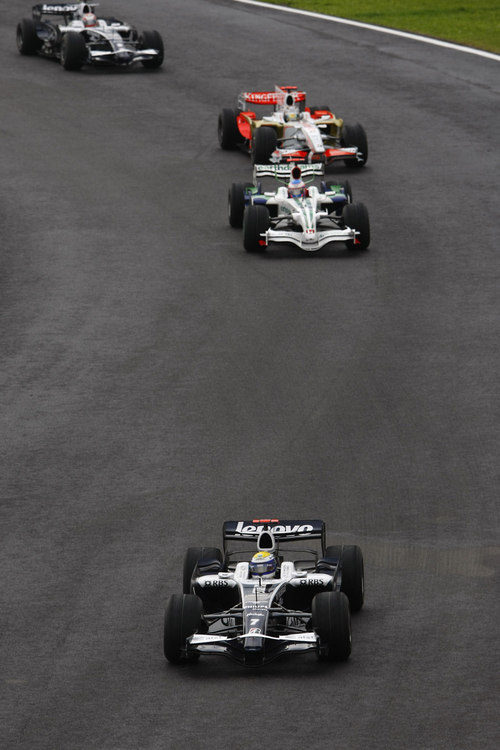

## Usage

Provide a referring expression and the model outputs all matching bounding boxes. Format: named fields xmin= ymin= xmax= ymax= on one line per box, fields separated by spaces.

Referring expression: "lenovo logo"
xmin=235 ymin=522 xmax=313 ymax=534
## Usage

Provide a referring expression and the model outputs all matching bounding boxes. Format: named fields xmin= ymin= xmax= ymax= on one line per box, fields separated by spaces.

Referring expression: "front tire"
xmin=251 ymin=127 xmax=277 ymax=164
xmin=163 ymin=594 xmax=203 ymax=664
xmin=243 ymin=205 xmax=270 ymax=253
xmin=60 ymin=32 xmax=87 ymax=70
xmin=312 ymin=591 xmax=351 ymax=662
xmin=228 ymin=183 xmax=246 ymax=228
xmin=17 ymin=19 xmax=41 ymax=55
xmin=342 ymin=123 xmax=368 ymax=167
xmin=140 ymin=30 xmax=164 ymax=69
xmin=343 ymin=202 xmax=370 ymax=251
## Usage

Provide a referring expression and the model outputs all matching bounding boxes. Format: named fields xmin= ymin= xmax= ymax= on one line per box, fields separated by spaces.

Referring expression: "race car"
xmin=163 ymin=519 xmax=364 ymax=667
xmin=228 ymin=163 xmax=370 ymax=253
xmin=16 ymin=2 xmax=164 ymax=70
xmin=218 ymin=85 xmax=367 ymax=167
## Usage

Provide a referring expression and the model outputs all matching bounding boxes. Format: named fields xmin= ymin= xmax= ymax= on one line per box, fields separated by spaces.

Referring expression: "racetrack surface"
xmin=1 ymin=1 xmax=498 ymax=748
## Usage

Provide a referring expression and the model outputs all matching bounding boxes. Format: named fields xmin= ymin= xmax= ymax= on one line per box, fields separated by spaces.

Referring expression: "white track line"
xmin=232 ymin=0 xmax=500 ymax=61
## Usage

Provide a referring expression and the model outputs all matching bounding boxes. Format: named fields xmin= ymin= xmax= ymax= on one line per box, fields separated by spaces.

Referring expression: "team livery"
xmin=16 ymin=3 xmax=164 ymax=70
xmin=229 ymin=164 xmax=370 ymax=253
xmin=163 ymin=519 xmax=364 ymax=667
xmin=218 ymin=85 xmax=368 ymax=167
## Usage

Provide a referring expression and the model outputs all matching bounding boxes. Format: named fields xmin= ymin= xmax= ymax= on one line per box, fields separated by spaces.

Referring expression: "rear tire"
xmin=163 ymin=594 xmax=203 ymax=664
xmin=343 ymin=202 xmax=370 ymax=251
xmin=243 ymin=205 xmax=270 ymax=253
xmin=60 ymin=32 xmax=86 ymax=70
xmin=183 ymin=547 xmax=223 ymax=594
xmin=228 ymin=183 xmax=245 ymax=228
xmin=218 ymin=108 xmax=242 ymax=149
xmin=251 ymin=127 xmax=277 ymax=164
xmin=140 ymin=30 xmax=164 ymax=69
xmin=341 ymin=123 xmax=368 ymax=167
xmin=340 ymin=545 xmax=364 ymax=612
xmin=16 ymin=19 xmax=41 ymax=55
xmin=312 ymin=591 xmax=351 ymax=662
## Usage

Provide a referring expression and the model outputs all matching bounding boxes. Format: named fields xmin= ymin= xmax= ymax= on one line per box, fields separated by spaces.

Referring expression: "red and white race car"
xmin=218 ymin=85 xmax=367 ymax=167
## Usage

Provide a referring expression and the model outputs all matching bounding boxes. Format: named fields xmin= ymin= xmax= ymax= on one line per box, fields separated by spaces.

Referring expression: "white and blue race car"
xmin=163 ymin=519 xmax=364 ymax=667
xmin=16 ymin=2 xmax=163 ymax=70
xmin=228 ymin=164 xmax=370 ymax=253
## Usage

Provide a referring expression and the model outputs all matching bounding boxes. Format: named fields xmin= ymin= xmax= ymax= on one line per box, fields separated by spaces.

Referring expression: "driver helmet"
xmin=83 ymin=13 xmax=98 ymax=27
xmin=288 ymin=177 xmax=306 ymax=198
xmin=284 ymin=111 xmax=299 ymax=122
xmin=250 ymin=551 xmax=277 ymax=578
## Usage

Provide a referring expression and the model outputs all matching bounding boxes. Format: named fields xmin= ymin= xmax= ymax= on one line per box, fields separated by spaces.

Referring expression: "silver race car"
xmin=163 ymin=519 xmax=364 ymax=667
xmin=228 ymin=164 xmax=370 ymax=253
xmin=16 ymin=2 xmax=164 ymax=70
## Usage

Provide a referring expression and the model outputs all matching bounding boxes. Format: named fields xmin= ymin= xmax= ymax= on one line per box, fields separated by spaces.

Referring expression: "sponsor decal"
xmin=244 ymin=603 xmax=267 ymax=610
xmin=243 ymin=91 xmax=306 ymax=105
xmin=202 ymin=579 xmax=228 ymax=587
xmin=299 ymin=578 xmax=325 ymax=586
xmin=42 ymin=4 xmax=79 ymax=11
xmin=235 ymin=522 xmax=314 ymax=535
xmin=248 ymin=627 xmax=262 ymax=635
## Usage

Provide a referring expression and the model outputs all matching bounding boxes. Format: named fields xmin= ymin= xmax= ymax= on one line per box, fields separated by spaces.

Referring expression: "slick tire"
xmin=312 ymin=591 xmax=351 ymax=662
xmin=243 ymin=205 xmax=270 ymax=253
xmin=251 ymin=127 xmax=277 ymax=165
xmin=341 ymin=123 xmax=368 ymax=167
xmin=340 ymin=545 xmax=364 ymax=612
xmin=218 ymin=108 xmax=243 ymax=149
xmin=17 ymin=18 xmax=41 ymax=55
xmin=343 ymin=202 xmax=370 ymax=251
xmin=228 ymin=183 xmax=246 ymax=228
xmin=183 ymin=547 xmax=223 ymax=594
xmin=140 ymin=30 xmax=164 ymax=69
xmin=163 ymin=594 xmax=203 ymax=664
xmin=60 ymin=32 xmax=87 ymax=71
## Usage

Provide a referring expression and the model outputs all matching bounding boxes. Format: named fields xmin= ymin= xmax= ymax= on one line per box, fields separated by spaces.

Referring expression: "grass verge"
xmin=257 ymin=1 xmax=500 ymax=53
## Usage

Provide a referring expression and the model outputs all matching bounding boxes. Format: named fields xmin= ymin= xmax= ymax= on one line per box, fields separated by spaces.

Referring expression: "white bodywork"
xmin=261 ymin=185 xmax=355 ymax=252
xmin=253 ymin=164 xmax=356 ymax=253
xmin=189 ymin=560 xmax=334 ymax=653
xmin=38 ymin=3 xmax=161 ymax=64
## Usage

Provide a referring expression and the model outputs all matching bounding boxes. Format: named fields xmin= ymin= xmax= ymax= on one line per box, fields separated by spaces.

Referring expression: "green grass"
xmin=260 ymin=1 xmax=500 ymax=53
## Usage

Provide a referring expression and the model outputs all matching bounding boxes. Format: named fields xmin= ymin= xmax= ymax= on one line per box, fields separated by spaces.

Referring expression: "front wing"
xmin=188 ymin=631 xmax=318 ymax=664
xmin=88 ymin=47 xmax=160 ymax=64
xmin=271 ymin=146 xmax=363 ymax=165
xmin=264 ymin=227 xmax=356 ymax=252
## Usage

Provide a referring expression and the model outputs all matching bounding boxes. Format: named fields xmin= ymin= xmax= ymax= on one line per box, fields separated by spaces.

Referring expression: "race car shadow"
xmin=161 ymin=651 xmax=352 ymax=681
xmin=255 ymin=244 xmax=370 ymax=261
xmin=77 ymin=65 xmax=163 ymax=76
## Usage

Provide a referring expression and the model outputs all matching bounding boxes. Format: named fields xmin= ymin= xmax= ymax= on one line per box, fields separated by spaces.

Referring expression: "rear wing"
xmin=238 ymin=86 xmax=306 ymax=110
xmin=223 ymin=519 xmax=325 ymax=552
xmin=33 ymin=3 xmax=98 ymax=16
xmin=253 ymin=164 xmax=325 ymax=180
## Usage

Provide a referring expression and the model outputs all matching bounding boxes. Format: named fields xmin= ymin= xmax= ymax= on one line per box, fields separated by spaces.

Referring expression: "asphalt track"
xmin=1 ymin=1 xmax=498 ymax=748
